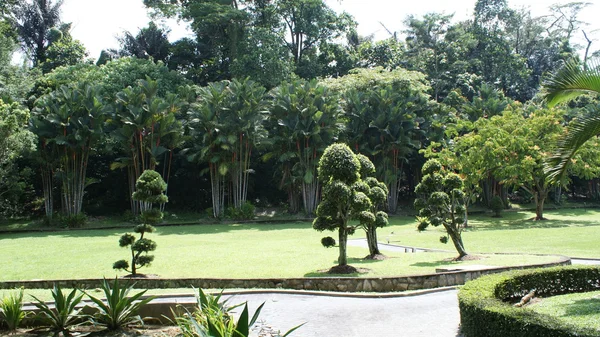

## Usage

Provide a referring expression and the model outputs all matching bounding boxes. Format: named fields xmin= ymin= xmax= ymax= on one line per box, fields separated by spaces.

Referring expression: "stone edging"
xmin=0 ymin=255 xmax=571 ymax=293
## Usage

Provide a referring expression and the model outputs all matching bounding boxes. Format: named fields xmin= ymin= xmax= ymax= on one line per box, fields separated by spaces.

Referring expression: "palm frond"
xmin=545 ymin=116 xmax=600 ymax=182
xmin=543 ymin=60 xmax=600 ymax=107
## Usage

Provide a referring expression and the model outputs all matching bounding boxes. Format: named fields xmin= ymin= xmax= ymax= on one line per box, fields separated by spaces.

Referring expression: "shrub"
xmin=321 ymin=236 xmax=336 ymax=248
xmin=489 ymin=195 xmax=504 ymax=217
xmin=0 ymin=288 xmax=26 ymax=330
xmin=458 ymin=266 xmax=600 ymax=337
xmin=85 ymin=278 xmax=155 ymax=330
xmin=31 ymin=284 xmax=85 ymax=334
xmin=58 ymin=213 xmax=87 ymax=228
xmin=226 ymin=202 xmax=255 ymax=220
xmin=173 ymin=288 xmax=302 ymax=337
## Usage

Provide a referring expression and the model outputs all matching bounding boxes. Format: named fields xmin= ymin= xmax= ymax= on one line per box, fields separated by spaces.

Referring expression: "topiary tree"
xmin=414 ymin=159 xmax=468 ymax=259
xmin=113 ymin=170 xmax=167 ymax=276
xmin=313 ymin=143 xmax=384 ymax=273
xmin=355 ymin=154 xmax=389 ymax=259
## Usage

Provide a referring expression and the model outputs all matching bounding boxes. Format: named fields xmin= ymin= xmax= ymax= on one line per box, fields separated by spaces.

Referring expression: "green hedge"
xmin=458 ymin=265 xmax=600 ymax=337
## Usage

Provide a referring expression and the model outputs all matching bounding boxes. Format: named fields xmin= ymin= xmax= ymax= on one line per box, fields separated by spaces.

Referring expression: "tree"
xmin=116 ymin=22 xmax=171 ymax=63
xmin=187 ymin=78 xmax=266 ymax=217
xmin=111 ymin=78 xmax=183 ymax=215
xmin=41 ymin=24 xmax=88 ymax=73
xmin=0 ymin=99 xmax=36 ymax=216
xmin=355 ymin=154 xmax=389 ymax=258
xmin=10 ymin=0 xmax=64 ymax=66
xmin=313 ymin=143 xmax=383 ymax=273
xmin=414 ymin=159 xmax=468 ymax=258
xmin=113 ymin=169 xmax=167 ymax=276
xmin=544 ymin=61 xmax=600 ymax=182
xmin=326 ymin=67 xmax=435 ymax=213
xmin=31 ymin=82 xmax=109 ymax=217
xmin=266 ymin=79 xmax=342 ymax=216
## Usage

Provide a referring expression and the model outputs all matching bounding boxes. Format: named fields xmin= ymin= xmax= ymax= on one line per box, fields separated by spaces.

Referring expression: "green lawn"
xmin=384 ymin=208 xmax=600 ymax=258
xmin=529 ymin=290 xmax=600 ymax=330
xmin=0 ymin=222 xmax=557 ymax=281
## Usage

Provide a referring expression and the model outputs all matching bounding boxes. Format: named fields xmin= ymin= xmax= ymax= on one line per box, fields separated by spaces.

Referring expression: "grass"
xmin=529 ymin=290 xmax=600 ymax=330
xmin=0 ymin=221 xmax=558 ymax=281
xmin=383 ymin=208 xmax=600 ymax=258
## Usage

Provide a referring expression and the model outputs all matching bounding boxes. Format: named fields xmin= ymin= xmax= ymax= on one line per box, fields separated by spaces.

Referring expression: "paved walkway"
xmin=224 ymin=290 xmax=462 ymax=337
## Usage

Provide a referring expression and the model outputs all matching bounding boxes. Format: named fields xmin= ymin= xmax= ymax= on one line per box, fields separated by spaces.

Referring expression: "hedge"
xmin=458 ymin=265 xmax=600 ymax=337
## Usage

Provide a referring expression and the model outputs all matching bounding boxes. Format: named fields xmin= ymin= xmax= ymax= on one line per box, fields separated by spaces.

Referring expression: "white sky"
xmin=60 ymin=0 xmax=600 ymax=61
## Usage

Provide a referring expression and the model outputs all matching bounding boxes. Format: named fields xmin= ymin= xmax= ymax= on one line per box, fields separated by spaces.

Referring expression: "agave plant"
xmin=173 ymin=288 xmax=302 ymax=337
xmin=84 ymin=278 xmax=155 ymax=330
xmin=0 ymin=288 xmax=27 ymax=330
xmin=31 ymin=284 xmax=85 ymax=335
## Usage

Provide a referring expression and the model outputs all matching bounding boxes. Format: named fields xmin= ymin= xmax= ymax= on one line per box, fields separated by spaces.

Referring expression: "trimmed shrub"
xmin=489 ymin=195 xmax=504 ymax=217
xmin=458 ymin=266 xmax=600 ymax=337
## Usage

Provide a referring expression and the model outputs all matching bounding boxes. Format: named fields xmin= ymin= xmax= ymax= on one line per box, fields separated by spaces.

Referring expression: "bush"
xmin=31 ymin=284 xmax=85 ymax=334
xmin=58 ymin=213 xmax=87 ymax=228
xmin=458 ymin=266 xmax=600 ymax=337
xmin=226 ymin=202 xmax=255 ymax=220
xmin=321 ymin=236 xmax=336 ymax=248
xmin=489 ymin=195 xmax=504 ymax=217
xmin=0 ymin=288 xmax=26 ymax=330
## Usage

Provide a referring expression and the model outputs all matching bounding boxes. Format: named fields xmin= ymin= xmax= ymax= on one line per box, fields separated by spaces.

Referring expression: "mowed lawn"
xmin=383 ymin=208 xmax=600 ymax=258
xmin=0 ymin=220 xmax=559 ymax=281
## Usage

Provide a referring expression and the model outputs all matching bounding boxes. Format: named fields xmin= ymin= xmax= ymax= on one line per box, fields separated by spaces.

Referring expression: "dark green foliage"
xmin=414 ymin=159 xmax=468 ymax=257
xmin=0 ymin=288 xmax=25 ymax=330
xmin=114 ymin=169 xmax=166 ymax=275
xmin=458 ymin=266 xmax=600 ymax=337
xmin=172 ymin=288 xmax=303 ymax=337
xmin=132 ymin=170 xmax=169 ymax=205
xmin=85 ymin=278 xmax=155 ymax=330
xmin=318 ymin=144 xmax=361 ymax=184
xmin=313 ymin=143 xmax=388 ymax=266
xmin=226 ymin=201 xmax=255 ymax=220
xmin=31 ymin=284 xmax=85 ymax=335
xmin=58 ymin=213 xmax=87 ymax=228
xmin=489 ymin=195 xmax=504 ymax=217
xmin=321 ymin=236 xmax=336 ymax=248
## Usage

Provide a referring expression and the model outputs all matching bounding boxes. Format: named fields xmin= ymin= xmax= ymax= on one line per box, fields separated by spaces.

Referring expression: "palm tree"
xmin=31 ymin=82 xmax=109 ymax=216
xmin=543 ymin=61 xmax=600 ymax=181
xmin=267 ymin=79 xmax=342 ymax=216
xmin=111 ymin=78 xmax=183 ymax=215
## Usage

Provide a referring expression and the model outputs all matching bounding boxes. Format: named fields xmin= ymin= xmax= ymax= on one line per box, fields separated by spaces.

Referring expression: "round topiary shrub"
xmin=458 ymin=266 xmax=600 ymax=337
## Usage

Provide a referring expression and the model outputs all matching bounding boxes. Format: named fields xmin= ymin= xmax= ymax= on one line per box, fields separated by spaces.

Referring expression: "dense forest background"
xmin=0 ymin=0 xmax=599 ymax=223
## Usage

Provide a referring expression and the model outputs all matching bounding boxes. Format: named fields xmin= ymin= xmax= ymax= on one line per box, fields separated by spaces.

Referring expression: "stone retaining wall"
xmin=0 ymin=256 xmax=570 ymax=292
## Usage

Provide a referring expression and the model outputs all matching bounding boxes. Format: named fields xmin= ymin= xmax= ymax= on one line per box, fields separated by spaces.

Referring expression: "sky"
xmin=60 ymin=0 xmax=600 ymax=61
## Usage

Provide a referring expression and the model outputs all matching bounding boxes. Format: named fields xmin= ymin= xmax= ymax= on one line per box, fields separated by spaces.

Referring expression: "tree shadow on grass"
xmin=302 ymin=256 xmax=388 ymax=277
xmin=564 ymin=297 xmax=600 ymax=316
xmin=0 ymin=221 xmax=315 ymax=239
xmin=410 ymin=260 xmax=459 ymax=268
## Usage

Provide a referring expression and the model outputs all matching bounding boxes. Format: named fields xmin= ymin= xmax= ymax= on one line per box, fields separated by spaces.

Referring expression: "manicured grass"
xmin=529 ymin=290 xmax=600 ymax=330
xmin=0 ymin=222 xmax=557 ymax=281
xmin=384 ymin=208 xmax=600 ymax=258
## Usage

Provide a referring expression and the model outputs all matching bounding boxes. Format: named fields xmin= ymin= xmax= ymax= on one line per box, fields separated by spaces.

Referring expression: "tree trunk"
xmin=131 ymin=248 xmax=137 ymax=276
xmin=366 ymin=225 xmax=381 ymax=256
xmin=338 ymin=225 xmax=348 ymax=266
xmin=447 ymin=225 xmax=468 ymax=258
xmin=534 ymin=191 xmax=547 ymax=220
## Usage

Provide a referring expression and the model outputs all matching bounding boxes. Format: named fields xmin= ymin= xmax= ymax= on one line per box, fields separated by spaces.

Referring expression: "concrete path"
xmin=224 ymin=290 xmax=462 ymax=337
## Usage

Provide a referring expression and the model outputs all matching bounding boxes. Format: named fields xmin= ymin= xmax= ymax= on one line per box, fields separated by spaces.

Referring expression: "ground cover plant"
xmin=0 ymin=220 xmax=563 ymax=281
